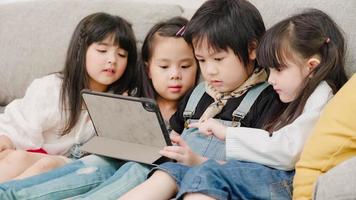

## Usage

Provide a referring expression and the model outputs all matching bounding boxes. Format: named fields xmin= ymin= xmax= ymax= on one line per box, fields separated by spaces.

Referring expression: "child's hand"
xmin=160 ymin=134 xmax=207 ymax=166
xmin=0 ymin=135 xmax=14 ymax=152
xmin=168 ymin=131 xmax=180 ymax=145
xmin=189 ymin=118 xmax=227 ymax=141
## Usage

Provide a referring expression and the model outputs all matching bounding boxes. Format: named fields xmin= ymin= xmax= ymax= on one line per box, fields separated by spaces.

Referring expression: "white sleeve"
xmin=0 ymin=76 xmax=58 ymax=150
xmin=225 ymin=82 xmax=333 ymax=170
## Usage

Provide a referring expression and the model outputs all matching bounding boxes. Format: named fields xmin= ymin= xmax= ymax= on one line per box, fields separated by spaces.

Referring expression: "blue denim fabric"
xmin=152 ymin=162 xmax=191 ymax=187
xmin=182 ymin=119 xmax=233 ymax=161
xmin=0 ymin=155 xmax=122 ymax=200
xmin=176 ymin=159 xmax=294 ymax=200
xmin=75 ymin=162 xmax=151 ymax=199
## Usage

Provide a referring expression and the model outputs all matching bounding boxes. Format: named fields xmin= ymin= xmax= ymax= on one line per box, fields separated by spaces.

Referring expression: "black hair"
xmin=183 ymin=0 xmax=266 ymax=69
xmin=257 ymin=9 xmax=348 ymax=132
xmin=60 ymin=12 xmax=137 ymax=135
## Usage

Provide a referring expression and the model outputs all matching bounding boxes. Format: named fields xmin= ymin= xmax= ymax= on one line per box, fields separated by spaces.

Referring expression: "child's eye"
xmin=159 ymin=66 xmax=169 ymax=69
xmin=214 ymin=57 xmax=223 ymax=61
xmin=118 ymin=53 xmax=127 ymax=58
xmin=197 ymin=59 xmax=205 ymax=63
xmin=97 ymin=49 xmax=107 ymax=53
xmin=276 ymin=66 xmax=286 ymax=72
xmin=270 ymin=67 xmax=283 ymax=73
xmin=181 ymin=65 xmax=191 ymax=69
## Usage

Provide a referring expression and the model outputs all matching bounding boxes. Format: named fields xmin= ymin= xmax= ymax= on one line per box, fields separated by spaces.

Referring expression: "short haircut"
xmin=184 ymin=0 xmax=265 ymax=69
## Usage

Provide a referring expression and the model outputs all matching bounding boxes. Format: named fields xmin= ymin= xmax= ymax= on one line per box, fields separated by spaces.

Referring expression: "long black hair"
xmin=60 ymin=12 xmax=137 ymax=135
xmin=257 ymin=9 xmax=348 ymax=132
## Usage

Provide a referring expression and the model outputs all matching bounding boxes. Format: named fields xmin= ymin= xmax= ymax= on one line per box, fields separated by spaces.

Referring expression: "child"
xmin=120 ymin=0 xmax=287 ymax=199
xmin=0 ymin=12 xmax=137 ymax=183
xmin=0 ymin=16 xmax=198 ymax=200
xmin=137 ymin=8 xmax=347 ymax=200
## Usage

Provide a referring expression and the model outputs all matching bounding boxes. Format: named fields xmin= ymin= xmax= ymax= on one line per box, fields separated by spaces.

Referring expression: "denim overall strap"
xmin=183 ymin=82 xmax=205 ymax=126
xmin=182 ymin=82 xmax=269 ymax=161
xmin=231 ymin=82 xmax=269 ymax=127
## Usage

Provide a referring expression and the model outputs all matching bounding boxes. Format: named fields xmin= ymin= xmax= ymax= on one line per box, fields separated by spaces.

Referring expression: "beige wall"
xmin=130 ymin=0 xmax=205 ymax=9
xmin=130 ymin=0 xmax=205 ymax=18
xmin=0 ymin=0 xmax=205 ymax=18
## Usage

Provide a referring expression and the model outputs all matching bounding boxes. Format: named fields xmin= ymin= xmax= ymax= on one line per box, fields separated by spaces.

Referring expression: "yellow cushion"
xmin=293 ymin=74 xmax=356 ymax=199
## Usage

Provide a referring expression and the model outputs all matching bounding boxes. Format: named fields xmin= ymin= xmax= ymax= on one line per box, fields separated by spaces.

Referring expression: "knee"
xmin=197 ymin=160 xmax=220 ymax=173
xmin=123 ymin=162 xmax=150 ymax=175
xmin=127 ymin=162 xmax=147 ymax=171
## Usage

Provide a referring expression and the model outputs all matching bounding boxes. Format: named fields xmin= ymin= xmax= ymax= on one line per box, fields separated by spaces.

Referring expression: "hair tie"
xmin=325 ymin=37 xmax=331 ymax=44
xmin=176 ymin=25 xmax=186 ymax=37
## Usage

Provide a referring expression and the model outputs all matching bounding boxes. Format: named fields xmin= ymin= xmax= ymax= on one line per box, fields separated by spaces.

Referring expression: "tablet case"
xmin=80 ymin=90 xmax=171 ymax=166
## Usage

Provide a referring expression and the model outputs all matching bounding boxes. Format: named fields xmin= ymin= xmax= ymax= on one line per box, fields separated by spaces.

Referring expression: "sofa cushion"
xmin=250 ymin=0 xmax=356 ymax=76
xmin=0 ymin=0 xmax=182 ymax=107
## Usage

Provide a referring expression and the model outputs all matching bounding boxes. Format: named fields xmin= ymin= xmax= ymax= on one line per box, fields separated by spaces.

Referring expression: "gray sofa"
xmin=0 ymin=0 xmax=355 ymax=113
xmin=0 ymin=0 xmax=355 ymax=199
xmin=0 ymin=0 xmax=184 ymax=112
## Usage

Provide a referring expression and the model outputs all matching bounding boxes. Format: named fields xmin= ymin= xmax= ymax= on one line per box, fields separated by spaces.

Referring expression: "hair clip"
xmin=325 ymin=37 xmax=331 ymax=44
xmin=176 ymin=25 xmax=186 ymax=37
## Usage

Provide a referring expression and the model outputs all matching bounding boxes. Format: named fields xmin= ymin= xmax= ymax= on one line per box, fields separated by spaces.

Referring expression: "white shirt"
xmin=225 ymin=81 xmax=333 ymax=170
xmin=0 ymin=74 xmax=95 ymax=155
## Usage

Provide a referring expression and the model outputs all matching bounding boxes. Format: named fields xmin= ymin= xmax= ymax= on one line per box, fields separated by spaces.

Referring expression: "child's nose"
xmin=205 ymin=63 xmax=218 ymax=75
xmin=170 ymin=68 xmax=182 ymax=80
xmin=268 ymin=73 xmax=276 ymax=85
xmin=107 ymin=53 xmax=117 ymax=65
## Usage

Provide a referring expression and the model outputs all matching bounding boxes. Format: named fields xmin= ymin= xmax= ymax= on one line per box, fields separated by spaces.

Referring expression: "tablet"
xmin=80 ymin=90 xmax=171 ymax=166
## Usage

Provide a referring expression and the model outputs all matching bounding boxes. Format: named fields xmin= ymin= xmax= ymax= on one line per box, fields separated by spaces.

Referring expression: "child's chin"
xmin=214 ymin=86 xmax=229 ymax=93
xmin=279 ymin=95 xmax=293 ymax=103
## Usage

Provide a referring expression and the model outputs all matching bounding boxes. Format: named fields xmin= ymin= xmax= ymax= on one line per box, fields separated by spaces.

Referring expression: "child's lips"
xmin=274 ymin=88 xmax=282 ymax=93
xmin=103 ymin=68 xmax=115 ymax=75
xmin=210 ymin=80 xmax=223 ymax=86
xmin=168 ymin=85 xmax=182 ymax=92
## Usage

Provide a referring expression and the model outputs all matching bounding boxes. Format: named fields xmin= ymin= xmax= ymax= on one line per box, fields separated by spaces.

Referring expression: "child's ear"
xmin=248 ymin=41 xmax=257 ymax=60
xmin=306 ymin=57 xmax=321 ymax=77
xmin=307 ymin=57 xmax=320 ymax=72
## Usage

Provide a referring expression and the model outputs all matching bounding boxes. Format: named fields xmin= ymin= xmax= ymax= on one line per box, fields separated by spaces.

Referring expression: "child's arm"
xmin=0 ymin=135 xmax=15 ymax=151
xmin=0 ymin=75 xmax=58 ymax=151
xmin=225 ymin=82 xmax=333 ymax=170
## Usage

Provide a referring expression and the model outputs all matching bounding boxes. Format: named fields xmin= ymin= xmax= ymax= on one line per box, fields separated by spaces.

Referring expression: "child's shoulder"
xmin=252 ymin=83 xmax=278 ymax=102
xmin=245 ymin=84 xmax=281 ymax=116
xmin=316 ymin=81 xmax=334 ymax=96
xmin=25 ymin=73 xmax=62 ymax=95
xmin=238 ymin=84 xmax=280 ymax=128
xmin=304 ymin=81 xmax=334 ymax=111
xmin=32 ymin=73 xmax=62 ymax=86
